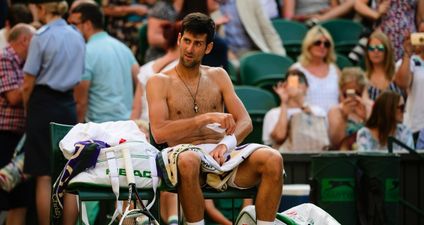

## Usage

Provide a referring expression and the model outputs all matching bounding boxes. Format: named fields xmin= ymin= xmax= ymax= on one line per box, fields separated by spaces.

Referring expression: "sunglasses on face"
xmin=312 ymin=40 xmax=331 ymax=48
xmin=367 ymin=44 xmax=385 ymax=52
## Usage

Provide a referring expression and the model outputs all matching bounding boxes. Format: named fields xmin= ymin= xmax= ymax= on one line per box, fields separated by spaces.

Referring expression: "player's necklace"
xmin=175 ymin=67 xmax=201 ymax=113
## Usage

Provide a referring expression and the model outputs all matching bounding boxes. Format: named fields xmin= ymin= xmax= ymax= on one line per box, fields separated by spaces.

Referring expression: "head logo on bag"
xmin=106 ymin=168 xmax=152 ymax=178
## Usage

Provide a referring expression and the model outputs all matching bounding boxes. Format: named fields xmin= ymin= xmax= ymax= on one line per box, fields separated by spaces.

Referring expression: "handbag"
xmin=0 ymin=135 xmax=29 ymax=192
xmin=279 ymin=112 xmax=330 ymax=152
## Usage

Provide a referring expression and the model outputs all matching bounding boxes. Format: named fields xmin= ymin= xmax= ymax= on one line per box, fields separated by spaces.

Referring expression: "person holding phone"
xmin=356 ymin=91 xmax=414 ymax=152
xmin=328 ymin=67 xmax=372 ymax=150
xmin=262 ymin=69 xmax=326 ymax=149
xmin=394 ymin=20 xmax=424 ymax=144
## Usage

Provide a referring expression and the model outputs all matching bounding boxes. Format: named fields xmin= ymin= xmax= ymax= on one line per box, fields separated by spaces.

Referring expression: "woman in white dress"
xmin=291 ymin=25 xmax=340 ymax=113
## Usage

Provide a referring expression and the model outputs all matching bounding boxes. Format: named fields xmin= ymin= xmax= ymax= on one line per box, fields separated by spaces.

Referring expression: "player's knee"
xmin=264 ymin=149 xmax=283 ymax=176
xmin=177 ymin=151 xmax=201 ymax=176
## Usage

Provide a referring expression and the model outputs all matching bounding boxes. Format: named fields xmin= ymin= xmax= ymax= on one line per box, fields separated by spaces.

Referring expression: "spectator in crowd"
xmin=262 ymin=69 xmax=326 ymax=149
xmin=0 ymin=23 xmax=35 ymax=225
xmin=69 ymin=3 xmax=139 ymax=124
xmin=145 ymin=0 xmax=179 ymax=62
xmin=260 ymin=0 xmax=280 ymax=19
xmin=69 ymin=0 xmax=96 ymax=12
xmin=355 ymin=0 xmax=424 ymax=60
xmin=22 ymin=1 xmax=85 ymax=225
xmin=283 ymin=0 xmax=355 ymax=26
xmin=394 ymin=21 xmax=424 ymax=143
xmin=291 ymin=26 xmax=340 ymax=113
xmin=347 ymin=0 xmax=391 ymax=64
xmin=147 ymin=13 xmax=283 ymax=225
xmin=0 ymin=3 xmax=33 ymax=49
xmin=356 ymin=91 xmax=414 ymax=151
xmin=328 ymin=67 xmax=372 ymax=150
xmin=417 ymin=129 xmax=424 ymax=149
xmin=101 ymin=0 xmax=154 ymax=62
xmin=219 ymin=0 xmax=285 ymax=60
xmin=364 ymin=31 xmax=404 ymax=100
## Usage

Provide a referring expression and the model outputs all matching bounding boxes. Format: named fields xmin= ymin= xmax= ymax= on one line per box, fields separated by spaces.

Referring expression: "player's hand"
xmin=210 ymin=144 xmax=227 ymax=166
xmin=206 ymin=113 xmax=236 ymax=135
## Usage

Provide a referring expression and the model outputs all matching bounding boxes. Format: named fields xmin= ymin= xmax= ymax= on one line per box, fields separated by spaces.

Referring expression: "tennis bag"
xmin=67 ymin=141 xmax=160 ymax=225
xmin=235 ymin=204 xmax=340 ymax=225
xmin=68 ymin=141 xmax=160 ymax=191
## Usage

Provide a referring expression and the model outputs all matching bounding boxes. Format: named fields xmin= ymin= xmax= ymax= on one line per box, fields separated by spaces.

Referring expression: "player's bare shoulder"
xmin=146 ymin=72 xmax=173 ymax=98
xmin=146 ymin=72 xmax=172 ymax=89
xmin=201 ymin=65 xmax=232 ymax=87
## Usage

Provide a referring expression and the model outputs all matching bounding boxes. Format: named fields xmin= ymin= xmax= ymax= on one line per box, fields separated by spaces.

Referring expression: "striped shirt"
xmin=367 ymin=82 xmax=404 ymax=101
xmin=0 ymin=46 xmax=25 ymax=133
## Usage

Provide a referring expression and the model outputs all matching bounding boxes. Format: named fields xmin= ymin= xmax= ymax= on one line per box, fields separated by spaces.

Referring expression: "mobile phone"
xmin=411 ymin=33 xmax=424 ymax=46
xmin=287 ymin=76 xmax=299 ymax=88
xmin=346 ymin=89 xmax=356 ymax=98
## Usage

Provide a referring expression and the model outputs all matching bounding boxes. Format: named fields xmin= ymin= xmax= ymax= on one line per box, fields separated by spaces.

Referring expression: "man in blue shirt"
xmin=69 ymin=2 xmax=139 ymax=123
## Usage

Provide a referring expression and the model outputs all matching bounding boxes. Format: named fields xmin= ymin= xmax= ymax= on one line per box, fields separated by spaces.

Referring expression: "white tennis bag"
xmin=68 ymin=141 xmax=159 ymax=190
xmin=235 ymin=204 xmax=340 ymax=225
xmin=68 ymin=141 xmax=160 ymax=225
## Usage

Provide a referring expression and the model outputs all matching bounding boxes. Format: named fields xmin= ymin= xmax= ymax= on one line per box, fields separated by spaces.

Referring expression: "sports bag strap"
xmin=106 ymin=150 xmax=123 ymax=225
xmin=146 ymin=155 xmax=158 ymax=209
xmin=80 ymin=200 xmax=90 ymax=225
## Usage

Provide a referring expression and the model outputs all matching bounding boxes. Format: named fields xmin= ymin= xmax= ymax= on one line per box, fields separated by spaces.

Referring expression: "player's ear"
xmin=177 ymin=33 xmax=182 ymax=46
xmin=205 ymin=42 xmax=213 ymax=54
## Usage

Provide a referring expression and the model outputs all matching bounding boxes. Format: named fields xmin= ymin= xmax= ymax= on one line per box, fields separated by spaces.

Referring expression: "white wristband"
xmin=218 ymin=134 xmax=237 ymax=151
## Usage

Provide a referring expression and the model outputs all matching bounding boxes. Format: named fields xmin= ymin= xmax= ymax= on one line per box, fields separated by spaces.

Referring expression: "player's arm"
xmin=217 ymin=68 xmax=253 ymax=145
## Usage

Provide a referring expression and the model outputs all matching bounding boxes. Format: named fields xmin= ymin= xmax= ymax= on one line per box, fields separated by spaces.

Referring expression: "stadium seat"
xmin=227 ymin=61 xmax=239 ymax=84
xmin=336 ymin=54 xmax=354 ymax=70
xmin=138 ymin=23 xmax=149 ymax=65
xmin=235 ymin=86 xmax=278 ymax=144
xmin=320 ymin=19 xmax=364 ymax=55
xmin=239 ymin=52 xmax=293 ymax=86
xmin=272 ymin=19 xmax=308 ymax=60
xmin=252 ymin=73 xmax=286 ymax=104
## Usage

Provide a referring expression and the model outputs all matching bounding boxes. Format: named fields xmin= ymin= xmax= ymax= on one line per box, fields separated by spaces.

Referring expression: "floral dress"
xmin=102 ymin=0 xmax=148 ymax=62
xmin=356 ymin=124 xmax=414 ymax=151
xmin=378 ymin=0 xmax=417 ymax=60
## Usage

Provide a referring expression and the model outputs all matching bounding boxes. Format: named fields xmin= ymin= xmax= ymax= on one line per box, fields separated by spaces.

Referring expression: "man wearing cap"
xmin=22 ymin=1 xmax=85 ymax=225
